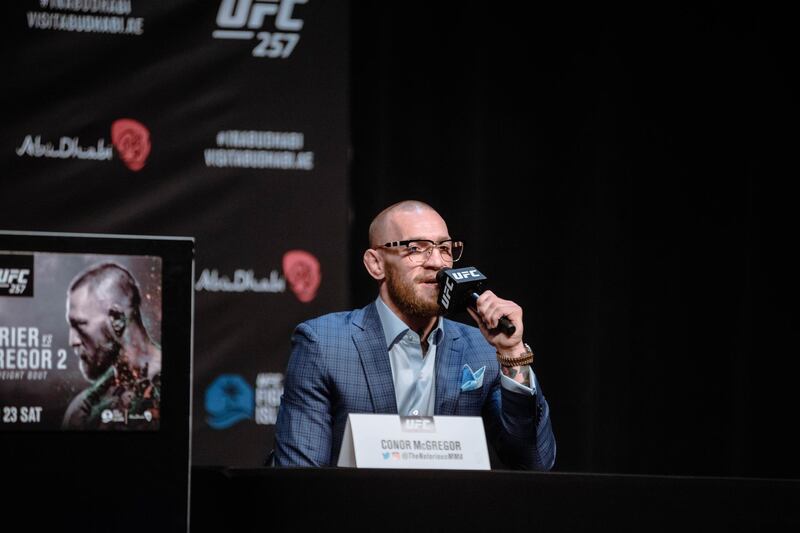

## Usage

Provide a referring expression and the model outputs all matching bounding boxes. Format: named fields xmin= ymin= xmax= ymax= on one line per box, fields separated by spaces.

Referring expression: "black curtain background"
xmin=349 ymin=4 xmax=798 ymax=478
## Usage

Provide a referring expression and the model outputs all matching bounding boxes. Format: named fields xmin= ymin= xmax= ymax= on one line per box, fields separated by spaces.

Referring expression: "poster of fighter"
xmin=0 ymin=251 xmax=162 ymax=431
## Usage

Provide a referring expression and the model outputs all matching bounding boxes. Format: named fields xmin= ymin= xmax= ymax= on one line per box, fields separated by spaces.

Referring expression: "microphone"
xmin=436 ymin=266 xmax=516 ymax=336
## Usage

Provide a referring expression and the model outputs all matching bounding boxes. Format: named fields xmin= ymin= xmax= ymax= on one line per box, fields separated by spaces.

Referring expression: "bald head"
xmin=69 ymin=263 xmax=143 ymax=325
xmin=368 ymin=200 xmax=444 ymax=247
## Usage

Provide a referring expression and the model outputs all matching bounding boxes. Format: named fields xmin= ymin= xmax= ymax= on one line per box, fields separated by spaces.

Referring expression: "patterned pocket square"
xmin=460 ymin=364 xmax=486 ymax=392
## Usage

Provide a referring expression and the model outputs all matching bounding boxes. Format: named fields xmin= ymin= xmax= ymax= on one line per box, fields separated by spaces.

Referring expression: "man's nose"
xmin=68 ymin=329 xmax=80 ymax=347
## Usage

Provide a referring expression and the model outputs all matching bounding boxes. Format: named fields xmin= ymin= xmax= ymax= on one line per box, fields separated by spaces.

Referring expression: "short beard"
xmin=385 ymin=264 xmax=441 ymax=320
xmin=80 ymin=340 xmax=120 ymax=382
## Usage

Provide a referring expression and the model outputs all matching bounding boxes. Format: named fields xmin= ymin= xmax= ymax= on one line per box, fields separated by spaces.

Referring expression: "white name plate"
xmin=337 ymin=414 xmax=490 ymax=470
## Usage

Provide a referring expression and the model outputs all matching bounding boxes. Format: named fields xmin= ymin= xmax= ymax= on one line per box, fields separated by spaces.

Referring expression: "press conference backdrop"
xmin=2 ymin=1 xmax=349 ymax=466
xmin=5 ymin=1 xmax=797 ymax=482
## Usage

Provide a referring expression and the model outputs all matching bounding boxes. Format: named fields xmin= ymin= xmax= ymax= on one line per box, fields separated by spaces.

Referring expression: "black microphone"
xmin=436 ymin=266 xmax=516 ymax=336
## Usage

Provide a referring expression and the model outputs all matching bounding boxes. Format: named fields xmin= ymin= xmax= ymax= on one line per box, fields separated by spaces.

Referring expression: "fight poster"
xmin=0 ymin=251 xmax=162 ymax=431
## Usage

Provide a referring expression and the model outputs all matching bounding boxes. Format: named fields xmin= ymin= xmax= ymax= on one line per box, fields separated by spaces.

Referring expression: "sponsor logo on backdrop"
xmin=255 ymin=372 xmax=283 ymax=424
xmin=282 ymin=250 xmax=320 ymax=303
xmin=14 ymin=118 xmax=150 ymax=171
xmin=195 ymin=268 xmax=286 ymax=293
xmin=0 ymin=254 xmax=35 ymax=297
xmin=204 ymin=372 xmax=283 ymax=429
xmin=205 ymin=374 xmax=254 ymax=429
xmin=204 ymin=129 xmax=314 ymax=170
xmin=195 ymin=250 xmax=320 ymax=302
xmin=26 ymin=0 xmax=145 ymax=36
xmin=15 ymin=134 xmax=113 ymax=161
xmin=212 ymin=0 xmax=307 ymax=58
xmin=111 ymin=118 xmax=151 ymax=171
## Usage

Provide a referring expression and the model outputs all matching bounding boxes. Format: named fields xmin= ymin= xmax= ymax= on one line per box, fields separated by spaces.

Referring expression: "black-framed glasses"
xmin=379 ymin=239 xmax=464 ymax=265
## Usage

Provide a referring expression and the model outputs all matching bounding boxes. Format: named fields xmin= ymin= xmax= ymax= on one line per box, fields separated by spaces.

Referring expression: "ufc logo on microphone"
xmin=451 ymin=269 xmax=480 ymax=280
xmin=440 ymin=277 xmax=454 ymax=309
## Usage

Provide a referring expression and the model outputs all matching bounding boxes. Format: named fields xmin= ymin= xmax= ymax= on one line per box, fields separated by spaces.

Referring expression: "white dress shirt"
xmin=374 ymin=297 xmax=535 ymax=417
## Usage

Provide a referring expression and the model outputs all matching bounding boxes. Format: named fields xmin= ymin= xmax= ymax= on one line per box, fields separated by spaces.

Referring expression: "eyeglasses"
xmin=378 ymin=239 xmax=464 ymax=265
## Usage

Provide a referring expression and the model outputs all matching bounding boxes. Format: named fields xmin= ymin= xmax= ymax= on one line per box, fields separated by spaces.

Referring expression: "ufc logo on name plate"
xmin=212 ymin=0 xmax=307 ymax=58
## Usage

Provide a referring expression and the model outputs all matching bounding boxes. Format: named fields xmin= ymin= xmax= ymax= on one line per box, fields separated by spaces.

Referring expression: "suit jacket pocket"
xmin=456 ymin=387 xmax=485 ymax=415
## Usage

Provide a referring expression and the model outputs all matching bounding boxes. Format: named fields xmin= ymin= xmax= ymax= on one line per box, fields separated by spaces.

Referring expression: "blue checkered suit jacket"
xmin=273 ymin=302 xmax=556 ymax=470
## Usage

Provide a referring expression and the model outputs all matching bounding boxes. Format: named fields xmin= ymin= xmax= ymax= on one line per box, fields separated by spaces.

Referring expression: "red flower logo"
xmin=111 ymin=118 xmax=151 ymax=171
xmin=282 ymin=250 xmax=321 ymax=303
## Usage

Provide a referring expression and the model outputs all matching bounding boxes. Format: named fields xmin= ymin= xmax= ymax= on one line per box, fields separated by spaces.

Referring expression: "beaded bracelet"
xmin=496 ymin=343 xmax=534 ymax=367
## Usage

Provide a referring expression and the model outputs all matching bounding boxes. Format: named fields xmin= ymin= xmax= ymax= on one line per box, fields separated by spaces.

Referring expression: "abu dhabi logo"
xmin=111 ymin=118 xmax=151 ymax=171
xmin=15 ymin=134 xmax=113 ymax=161
xmin=195 ymin=250 xmax=321 ymax=302
xmin=212 ymin=0 xmax=307 ymax=58
xmin=14 ymin=118 xmax=150 ymax=172
xmin=195 ymin=268 xmax=286 ymax=293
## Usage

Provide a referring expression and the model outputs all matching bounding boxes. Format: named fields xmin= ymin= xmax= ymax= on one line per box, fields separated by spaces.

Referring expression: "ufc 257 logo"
xmin=213 ymin=0 xmax=307 ymax=58
xmin=0 ymin=255 xmax=34 ymax=297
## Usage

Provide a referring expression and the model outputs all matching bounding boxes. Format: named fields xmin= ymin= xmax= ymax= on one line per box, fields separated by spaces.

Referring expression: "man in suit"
xmin=273 ymin=200 xmax=555 ymax=469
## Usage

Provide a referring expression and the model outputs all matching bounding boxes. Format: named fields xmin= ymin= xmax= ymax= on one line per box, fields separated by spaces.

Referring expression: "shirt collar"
xmin=375 ymin=296 xmax=444 ymax=349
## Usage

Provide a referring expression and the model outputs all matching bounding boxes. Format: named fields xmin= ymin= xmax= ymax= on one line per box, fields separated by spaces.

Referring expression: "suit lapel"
xmin=353 ymin=303 xmax=397 ymax=414
xmin=435 ymin=321 xmax=463 ymax=415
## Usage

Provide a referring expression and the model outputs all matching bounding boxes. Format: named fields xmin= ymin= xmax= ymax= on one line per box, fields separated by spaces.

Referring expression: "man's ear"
xmin=108 ymin=306 xmax=127 ymax=338
xmin=363 ymin=248 xmax=385 ymax=281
